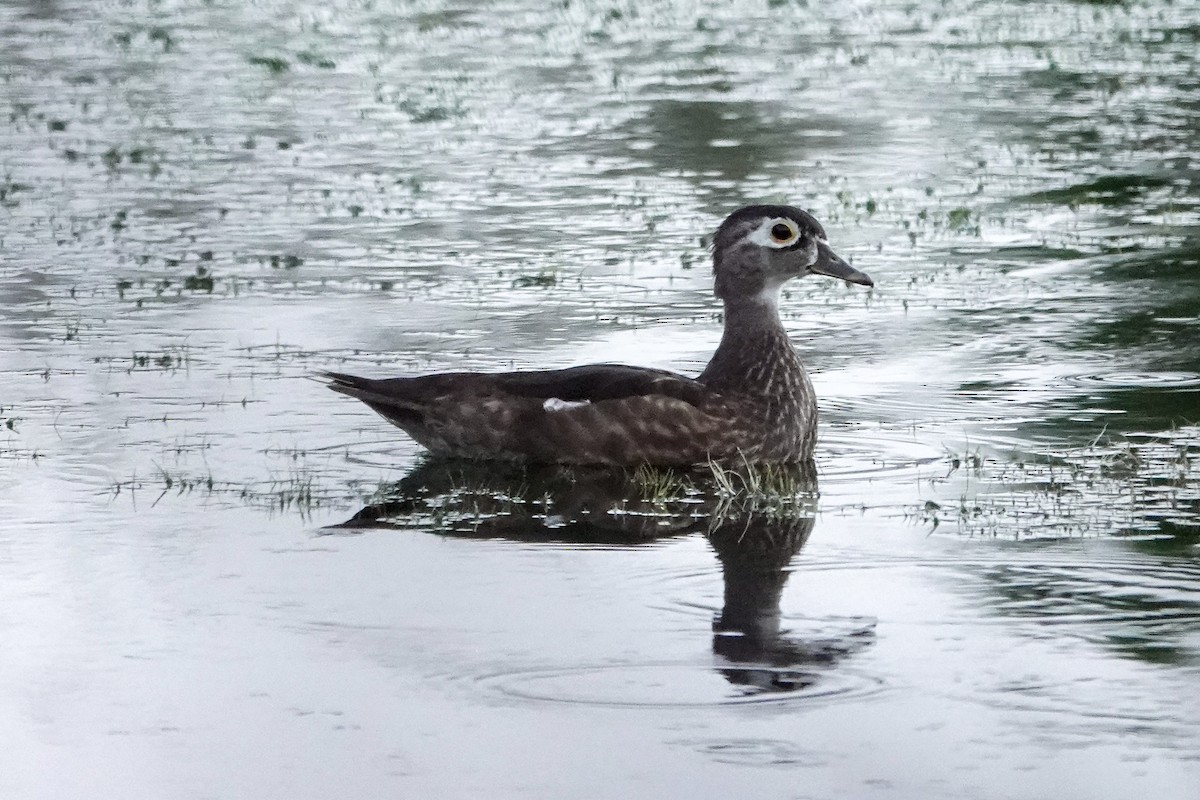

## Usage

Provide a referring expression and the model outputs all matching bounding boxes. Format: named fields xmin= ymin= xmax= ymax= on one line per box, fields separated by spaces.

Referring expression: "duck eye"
xmin=770 ymin=223 xmax=794 ymax=243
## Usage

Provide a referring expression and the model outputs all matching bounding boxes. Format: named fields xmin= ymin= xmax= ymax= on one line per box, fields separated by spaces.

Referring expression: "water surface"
xmin=2 ymin=1 xmax=1198 ymax=798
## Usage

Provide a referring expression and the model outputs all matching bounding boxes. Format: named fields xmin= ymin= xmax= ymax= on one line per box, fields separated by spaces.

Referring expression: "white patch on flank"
xmin=543 ymin=398 xmax=591 ymax=412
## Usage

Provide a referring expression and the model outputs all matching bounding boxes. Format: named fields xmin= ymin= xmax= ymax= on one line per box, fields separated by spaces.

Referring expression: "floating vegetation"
xmin=945 ymin=207 xmax=974 ymax=232
xmin=0 ymin=442 xmax=42 ymax=464
xmin=397 ymin=101 xmax=451 ymax=123
xmin=109 ymin=465 xmax=335 ymax=519
xmin=127 ymin=345 xmax=190 ymax=372
xmin=0 ymin=410 xmax=20 ymax=432
xmin=510 ymin=270 xmax=557 ymax=288
xmin=296 ymin=50 xmax=336 ymax=69
xmin=1023 ymin=174 xmax=1173 ymax=209
xmin=0 ymin=175 xmax=30 ymax=205
xmin=267 ymin=254 xmax=303 ymax=269
xmin=183 ymin=266 xmax=214 ymax=292
xmin=248 ymin=55 xmax=289 ymax=74
xmin=916 ymin=428 xmax=1200 ymax=539
xmin=112 ymin=26 xmax=174 ymax=52
xmin=148 ymin=27 xmax=174 ymax=52
xmin=109 ymin=262 xmax=245 ymax=304
xmin=236 ymin=341 xmax=323 ymax=362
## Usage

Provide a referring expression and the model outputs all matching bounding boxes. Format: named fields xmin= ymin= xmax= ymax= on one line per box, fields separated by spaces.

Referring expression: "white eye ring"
xmin=748 ymin=218 xmax=800 ymax=248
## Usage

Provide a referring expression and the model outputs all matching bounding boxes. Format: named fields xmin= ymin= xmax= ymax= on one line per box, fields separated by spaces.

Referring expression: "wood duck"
xmin=325 ymin=205 xmax=873 ymax=465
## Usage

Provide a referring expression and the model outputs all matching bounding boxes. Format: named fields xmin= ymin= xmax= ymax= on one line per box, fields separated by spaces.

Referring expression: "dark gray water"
xmin=2 ymin=1 xmax=1198 ymax=798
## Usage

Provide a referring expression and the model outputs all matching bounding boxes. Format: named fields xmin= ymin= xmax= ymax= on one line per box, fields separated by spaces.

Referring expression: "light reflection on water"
xmin=1 ymin=0 xmax=1199 ymax=797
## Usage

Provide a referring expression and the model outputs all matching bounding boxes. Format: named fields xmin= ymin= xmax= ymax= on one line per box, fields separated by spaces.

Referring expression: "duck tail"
xmin=323 ymin=370 xmax=369 ymax=395
xmin=320 ymin=371 xmax=428 ymax=427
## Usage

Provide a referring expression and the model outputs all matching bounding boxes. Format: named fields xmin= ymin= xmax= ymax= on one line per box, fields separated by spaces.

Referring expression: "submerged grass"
xmin=917 ymin=427 xmax=1200 ymax=539
xmin=108 ymin=464 xmax=348 ymax=519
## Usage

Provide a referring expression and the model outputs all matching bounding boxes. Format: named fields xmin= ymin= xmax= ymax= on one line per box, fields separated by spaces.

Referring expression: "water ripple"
xmin=1061 ymin=371 xmax=1200 ymax=389
xmin=473 ymin=660 xmax=885 ymax=709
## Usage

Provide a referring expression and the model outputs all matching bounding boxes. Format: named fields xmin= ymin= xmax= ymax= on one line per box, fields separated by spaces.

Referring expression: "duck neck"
xmin=698 ymin=292 xmax=802 ymax=391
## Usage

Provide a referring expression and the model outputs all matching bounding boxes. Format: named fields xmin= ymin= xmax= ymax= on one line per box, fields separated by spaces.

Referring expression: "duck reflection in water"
xmin=706 ymin=497 xmax=874 ymax=694
xmin=326 ymin=457 xmax=874 ymax=696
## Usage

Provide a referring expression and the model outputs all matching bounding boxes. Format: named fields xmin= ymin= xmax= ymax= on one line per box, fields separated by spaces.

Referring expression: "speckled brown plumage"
xmin=324 ymin=205 xmax=873 ymax=466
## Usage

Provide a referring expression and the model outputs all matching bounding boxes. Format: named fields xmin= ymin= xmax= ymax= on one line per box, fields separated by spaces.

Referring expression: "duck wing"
xmin=323 ymin=365 xmax=736 ymax=464
xmin=324 ymin=364 xmax=705 ymax=411
xmin=490 ymin=363 xmax=707 ymax=405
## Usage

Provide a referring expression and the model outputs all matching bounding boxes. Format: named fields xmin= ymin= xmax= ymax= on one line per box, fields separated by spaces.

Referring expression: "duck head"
xmin=711 ymin=205 xmax=873 ymax=304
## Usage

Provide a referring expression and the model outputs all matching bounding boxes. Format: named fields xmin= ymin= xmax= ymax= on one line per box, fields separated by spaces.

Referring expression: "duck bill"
xmin=809 ymin=241 xmax=874 ymax=287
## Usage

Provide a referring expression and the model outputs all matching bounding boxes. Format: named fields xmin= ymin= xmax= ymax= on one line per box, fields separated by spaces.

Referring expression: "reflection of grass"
xmin=333 ymin=457 xmax=819 ymax=536
xmin=917 ymin=427 xmax=1200 ymax=538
